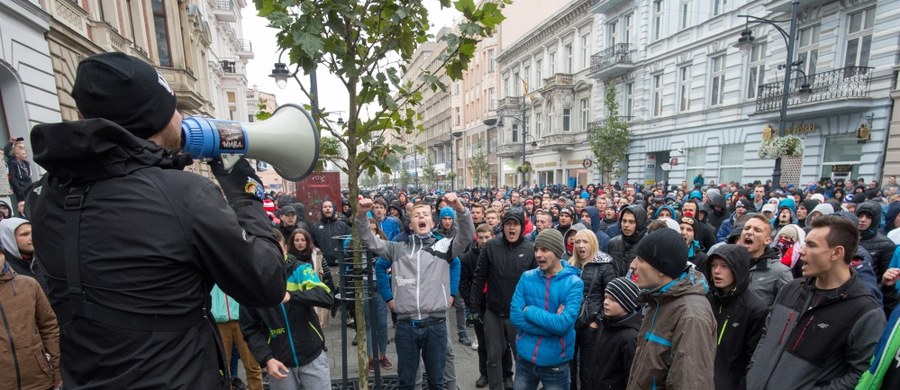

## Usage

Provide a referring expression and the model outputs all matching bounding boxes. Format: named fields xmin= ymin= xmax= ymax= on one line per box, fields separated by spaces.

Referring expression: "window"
xmin=549 ymin=52 xmax=556 ymax=75
xmin=151 ymin=0 xmax=172 ymax=66
xmin=608 ymin=20 xmax=618 ymax=46
xmin=227 ymin=91 xmax=237 ymax=120
xmin=653 ymin=0 xmax=664 ymax=41
xmin=623 ymin=82 xmax=633 ymax=118
xmin=796 ymin=25 xmax=820 ymax=81
xmin=564 ymin=44 xmax=573 ymax=73
xmin=489 ymin=88 xmax=496 ymax=110
xmin=487 ymin=49 xmax=495 ymax=73
xmin=845 ymin=8 xmax=874 ymax=69
xmin=678 ymin=65 xmax=691 ymax=111
xmin=563 ymin=109 xmax=571 ymax=131
xmin=747 ymin=43 xmax=766 ymax=99
xmin=652 ymin=73 xmax=664 ymax=117
xmin=503 ymin=76 xmax=509 ymax=97
xmin=536 ymin=112 xmax=543 ymax=138
xmin=536 ymin=59 xmax=543 ymax=83
xmin=710 ymin=54 xmax=726 ymax=106
xmin=719 ymin=144 xmax=744 ymax=184
xmin=523 ymin=66 xmax=531 ymax=90
xmin=685 ymin=147 xmax=705 ymax=182
xmin=580 ymin=98 xmax=589 ymax=131
xmin=455 ymin=107 xmax=460 ymax=126
xmin=455 ymin=81 xmax=460 ymax=95
xmin=512 ymin=125 xmax=518 ymax=143
xmin=623 ymin=14 xmax=633 ymax=44
xmin=680 ymin=1 xmax=690 ymax=30
xmin=713 ymin=0 xmax=725 ymax=16
xmin=581 ymin=34 xmax=590 ymax=69
xmin=513 ymin=72 xmax=521 ymax=95
xmin=547 ymin=111 xmax=554 ymax=134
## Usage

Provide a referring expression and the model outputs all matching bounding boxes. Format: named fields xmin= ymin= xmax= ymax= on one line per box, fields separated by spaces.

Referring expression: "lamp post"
xmin=269 ymin=50 xmax=320 ymax=126
xmin=483 ymin=100 xmax=532 ymax=187
xmin=734 ymin=0 xmax=802 ymax=188
xmin=449 ymin=131 xmax=463 ymax=189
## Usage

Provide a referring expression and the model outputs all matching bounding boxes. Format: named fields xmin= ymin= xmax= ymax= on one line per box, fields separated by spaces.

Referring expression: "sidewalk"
xmin=322 ymin=308 xmax=482 ymax=390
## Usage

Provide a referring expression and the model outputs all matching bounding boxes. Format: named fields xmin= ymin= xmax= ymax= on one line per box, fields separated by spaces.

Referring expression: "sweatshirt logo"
xmin=817 ymin=323 xmax=829 ymax=329
xmin=396 ymin=277 xmax=416 ymax=287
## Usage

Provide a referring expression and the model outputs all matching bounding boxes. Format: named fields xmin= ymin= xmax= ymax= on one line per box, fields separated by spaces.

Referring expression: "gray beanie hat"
xmin=535 ymin=229 xmax=565 ymax=259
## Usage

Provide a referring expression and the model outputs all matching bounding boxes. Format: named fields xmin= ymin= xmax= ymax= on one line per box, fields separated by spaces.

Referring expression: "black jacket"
xmin=3 ymin=249 xmax=48 ymax=294
xmin=582 ymin=311 xmax=641 ymax=390
xmin=857 ymin=201 xmax=894 ymax=282
xmin=459 ymin=243 xmax=482 ymax=314
xmin=470 ymin=233 xmax=536 ymax=316
xmin=26 ymin=119 xmax=286 ymax=389
xmin=707 ymin=191 xmax=729 ymax=230
xmin=277 ymin=220 xmax=310 ymax=244
xmin=311 ymin=209 xmax=351 ymax=266
xmin=4 ymin=142 xmax=32 ymax=202
xmin=606 ymin=206 xmax=647 ymax=277
xmin=579 ymin=252 xmax=617 ymax=327
xmin=704 ymin=245 xmax=767 ymax=390
xmin=241 ymin=257 xmax=333 ymax=368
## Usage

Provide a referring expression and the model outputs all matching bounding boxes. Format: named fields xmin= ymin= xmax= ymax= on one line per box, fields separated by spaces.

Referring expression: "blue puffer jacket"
xmin=510 ymin=261 xmax=584 ymax=367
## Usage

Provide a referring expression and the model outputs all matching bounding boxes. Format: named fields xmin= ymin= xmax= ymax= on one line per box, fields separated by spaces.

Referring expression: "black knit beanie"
xmin=71 ymin=52 xmax=177 ymax=139
xmin=634 ymin=228 xmax=689 ymax=278
xmin=605 ymin=277 xmax=640 ymax=313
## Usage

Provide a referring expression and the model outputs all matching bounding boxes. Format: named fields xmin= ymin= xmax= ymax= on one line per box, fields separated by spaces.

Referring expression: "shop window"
xmin=821 ymin=136 xmax=863 ymax=180
xmin=719 ymin=144 xmax=744 ymax=184
xmin=685 ymin=147 xmax=705 ymax=182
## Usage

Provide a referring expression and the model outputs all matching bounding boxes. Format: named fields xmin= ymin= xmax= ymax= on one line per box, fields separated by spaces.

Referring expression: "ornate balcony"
xmin=237 ymin=40 xmax=254 ymax=59
xmin=589 ymin=43 xmax=636 ymax=80
xmin=212 ymin=1 xmax=237 ymax=22
xmin=537 ymin=131 xmax=589 ymax=151
xmin=497 ymin=96 xmax=523 ymax=110
xmin=91 ymin=21 xmax=129 ymax=54
xmin=497 ymin=143 xmax=520 ymax=157
xmin=542 ymin=74 xmax=573 ymax=90
xmin=756 ymin=66 xmax=873 ymax=113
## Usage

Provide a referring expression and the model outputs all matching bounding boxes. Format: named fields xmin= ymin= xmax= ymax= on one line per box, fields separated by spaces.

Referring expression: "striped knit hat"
xmin=605 ymin=277 xmax=640 ymax=313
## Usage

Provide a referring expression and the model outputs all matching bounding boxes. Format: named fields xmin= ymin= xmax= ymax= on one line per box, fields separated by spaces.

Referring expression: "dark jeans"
xmin=454 ymin=294 xmax=467 ymax=335
xmin=515 ymin=358 xmax=570 ymax=390
xmin=484 ymin=309 xmax=517 ymax=390
xmin=474 ymin=317 xmax=512 ymax=377
xmin=395 ymin=318 xmax=448 ymax=390
xmin=365 ymin=296 xmax=389 ymax=358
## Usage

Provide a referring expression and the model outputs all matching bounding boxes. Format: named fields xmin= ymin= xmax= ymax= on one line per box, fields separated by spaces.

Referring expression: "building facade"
xmin=589 ymin=0 xmax=895 ymax=187
xmin=495 ymin=0 xmax=599 ymax=187
xmin=0 ymin=0 xmax=61 ymax=203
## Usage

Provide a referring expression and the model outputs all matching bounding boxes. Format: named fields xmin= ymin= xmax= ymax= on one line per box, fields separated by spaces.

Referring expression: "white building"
xmin=0 ymin=0 xmax=60 ymax=202
xmin=495 ymin=0 xmax=600 ymax=187
xmin=589 ymin=0 xmax=895 ymax=187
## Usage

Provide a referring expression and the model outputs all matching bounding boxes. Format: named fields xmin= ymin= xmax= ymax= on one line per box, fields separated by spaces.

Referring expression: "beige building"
xmin=40 ymin=0 xmax=256 ymax=178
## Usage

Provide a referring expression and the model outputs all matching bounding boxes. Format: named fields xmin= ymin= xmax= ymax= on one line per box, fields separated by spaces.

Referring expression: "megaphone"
xmin=181 ymin=104 xmax=319 ymax=181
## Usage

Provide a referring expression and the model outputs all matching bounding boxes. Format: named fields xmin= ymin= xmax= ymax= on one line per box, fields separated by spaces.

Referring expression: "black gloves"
xmin=209 ymin=157 xmax=264 ymax=202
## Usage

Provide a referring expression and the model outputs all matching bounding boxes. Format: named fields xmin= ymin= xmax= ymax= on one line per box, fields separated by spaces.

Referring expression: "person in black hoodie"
xmin=857 ymin=201 xmax=895 ymax=282
xmin=707 ymin=190 xmax=729 ymax=231
xmin=471 ymin=208 xmax=536 ymax=390
xmin=276 ymin=205 xmax=310 ymax=242
xmin=460 ymin=224 xmax=513 ymax=388
xmin=311 ymin=200 xmax=351 ymax=267
xmin=582 ymin=277 xmax=641 ymax=390
xmin=705 ymin=245 xmax=767 ymax=390
xmin=606 ymin=205 xmax=648 ymax=277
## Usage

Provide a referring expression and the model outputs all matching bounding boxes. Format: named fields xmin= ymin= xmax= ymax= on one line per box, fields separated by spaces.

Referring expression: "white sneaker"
xmin=471 ymin=340 xmax=479 ymax=350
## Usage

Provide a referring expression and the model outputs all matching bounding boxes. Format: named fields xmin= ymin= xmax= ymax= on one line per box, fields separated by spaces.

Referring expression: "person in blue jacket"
xmin=510 ymin=229 xmax=584 ymax=390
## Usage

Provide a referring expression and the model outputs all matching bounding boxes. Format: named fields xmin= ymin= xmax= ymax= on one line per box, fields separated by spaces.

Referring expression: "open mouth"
xmin=742 ymin=236 xmax=754 ymax=247
xmin=418 ymin=221 xmax=427 ymax=229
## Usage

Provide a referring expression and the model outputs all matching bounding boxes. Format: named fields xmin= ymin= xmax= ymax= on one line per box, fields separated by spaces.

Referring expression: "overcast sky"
xmin=241 ymin=1 xmax=460 ymax=122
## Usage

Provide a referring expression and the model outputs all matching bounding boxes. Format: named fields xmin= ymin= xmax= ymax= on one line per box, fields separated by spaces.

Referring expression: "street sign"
xmin=582 ymin=159 xmax=592 ymax=168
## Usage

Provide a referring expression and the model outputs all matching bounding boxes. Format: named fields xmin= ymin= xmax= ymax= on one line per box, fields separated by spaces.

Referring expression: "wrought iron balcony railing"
xmin=756 ymin=66 xmax=873 ymax=112
xmin=590 ymin=43 xmax=635 ymax=75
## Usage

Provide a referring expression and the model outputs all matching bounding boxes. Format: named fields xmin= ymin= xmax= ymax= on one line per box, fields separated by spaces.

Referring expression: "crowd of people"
xmin=258 ymin=175 xmax=900 ymax=389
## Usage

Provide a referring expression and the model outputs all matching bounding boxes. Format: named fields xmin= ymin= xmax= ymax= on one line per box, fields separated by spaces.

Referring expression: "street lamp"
xmin=269 ymin=49 xmax=321 ymax=124
xmin=734 ymin=0 xmax=801 ymax=187
xmin=449 ymin=131 xmax=463 ymax=189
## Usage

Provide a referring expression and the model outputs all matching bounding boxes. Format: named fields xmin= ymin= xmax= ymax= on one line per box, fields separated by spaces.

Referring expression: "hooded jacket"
xmin=0 ymin=218 xmax=46 ymax=294
xmin=652 ymin=205 xmax=678 ymax=220
xmin=582 ymin=310 xmax=641 ymax=390
xmin=579 ymin=251 xmax=617 ymax=327
xmin=707 ymin=191 xmax=729 ymax=230
xmin=433 ymin=206 xmax=458 ymax=240
xmin=25 ymin=119 xmax=286 ymax=389
xmin=510 ymin=262 xmax=583 ymax=367
xmin=857 ymin=201 xmax=895 ymax=282
xmin=585 ymin=206 xmax=611 ymax=252
xmin=0 ymin=263 xmax=61 ymax=390
xmin=241 ymin=257 xmax=333 ymax=368
xmin=357 ymin=208 xmax=472 ymax=319
xmin=884 ymin=201 xmax=900 ymax=233
xmin=772 ymin=198 xmax=798 ymax=230
xmin=311 ymin=203 xmax=351 ymax=265
xmin=747 ymin=272 xmax=885 ymax=389
xmin=704 ymin=245 xmax=767 ymax=390
xmin=627 ymin=268 xmax=716 ymax=389
xmin=471 ymin=210 xmax=537 ymax=316
xmin=459 ymin=242 xmax=484 ymax=314
xmin=607 ymin=206 xmax=648 ymax=277
xmin=747 ymin=247 xmax=794 ymax=307
xmin=4 ymin=142 xmax=32 ymax=202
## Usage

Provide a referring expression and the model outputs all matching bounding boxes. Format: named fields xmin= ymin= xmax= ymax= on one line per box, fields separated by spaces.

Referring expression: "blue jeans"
xmin=514 ymin=358 xmax=570 ymax=390
xmin=365 ymin=296 xmax=389 ymax=358
xmin=395 ymin=317 xmax=448 ymax=390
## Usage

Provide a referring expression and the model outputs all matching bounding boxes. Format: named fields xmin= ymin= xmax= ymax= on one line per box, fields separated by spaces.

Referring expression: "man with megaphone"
xmin=24 ymin=52 xmax=288 ymax=389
